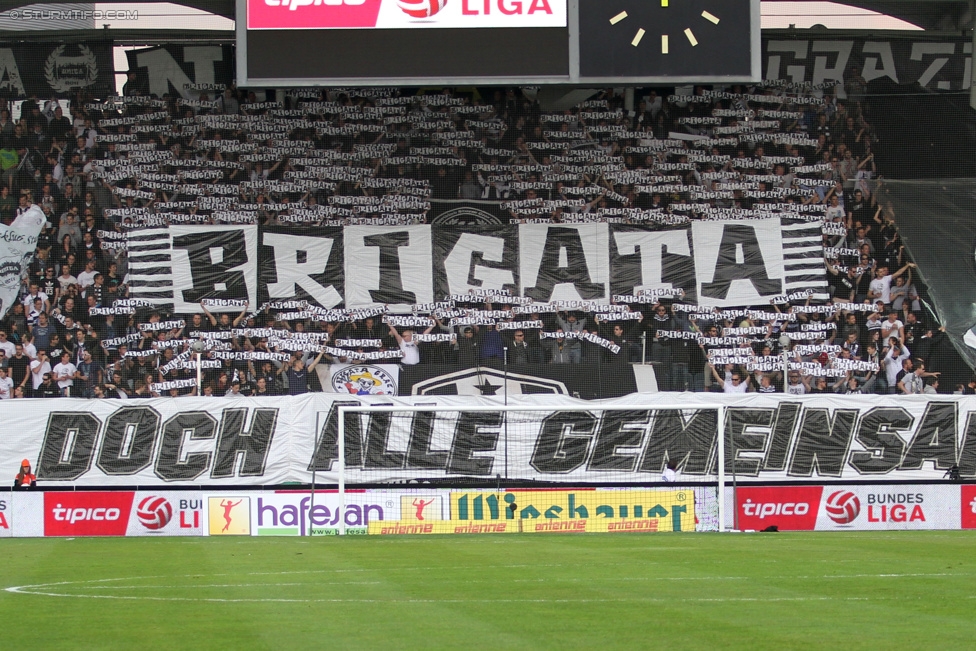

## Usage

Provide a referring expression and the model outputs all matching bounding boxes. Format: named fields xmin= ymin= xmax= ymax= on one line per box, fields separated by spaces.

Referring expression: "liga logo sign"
xmin=125 ymin=493 xmax=206 ymax=536
xmin=736 ymin=485 xmax=961 ymax=531
xmin=247 ymin=0 xmax=567 ymax=30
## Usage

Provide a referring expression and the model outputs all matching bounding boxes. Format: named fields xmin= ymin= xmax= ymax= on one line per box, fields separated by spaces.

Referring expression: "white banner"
xmin=3 ymin=394 xmax=976 ymax=487
xmin=0 ymin=206 xmax=44 ymax=319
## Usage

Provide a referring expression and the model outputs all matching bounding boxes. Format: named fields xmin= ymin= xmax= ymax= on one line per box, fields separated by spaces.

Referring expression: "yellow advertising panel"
xmin=398 ymin=495 xmax=444 ymax=521
xmin=450 ymin=489 xmax=695 ymax=532
xmin=368 ymin=521 xmax=516 ymax=535
xmin=208 ymin=497 xmax=251 ymax=535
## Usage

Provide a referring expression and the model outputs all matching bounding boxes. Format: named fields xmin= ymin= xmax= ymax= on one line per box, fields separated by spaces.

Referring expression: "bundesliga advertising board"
xmin=735 ymin=485 xmax=964 ymax=531
xmin=1 ymin=485 xmax=972 ymax=536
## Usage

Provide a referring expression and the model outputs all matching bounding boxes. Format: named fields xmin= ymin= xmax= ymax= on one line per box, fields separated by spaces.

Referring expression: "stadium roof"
xmin=0 ymin=0 xmax=973 ymax=31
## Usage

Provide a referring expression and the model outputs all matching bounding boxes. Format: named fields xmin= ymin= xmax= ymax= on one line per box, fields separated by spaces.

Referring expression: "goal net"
xmin=317 ymin=405 xmax=726 ymax=535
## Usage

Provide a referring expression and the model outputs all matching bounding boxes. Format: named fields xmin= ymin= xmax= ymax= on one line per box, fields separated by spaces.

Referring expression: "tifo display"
xmin=3 ymin=396 xmax=976 ymax=487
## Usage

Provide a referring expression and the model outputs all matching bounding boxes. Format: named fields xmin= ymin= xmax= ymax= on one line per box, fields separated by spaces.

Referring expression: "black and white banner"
xmin=259 ymin=225 xmax=344 ymax=309
xmin=762 ymin=37 xmax=972 ymax=92
xmin=4 ymin=393 xmax=975 ymax=487
xmin=126 ymin=221 xmax=822 ymax=312
xmin=0 ymin=43 xmax=114 ymax=97
xmin=125 ymin=45 xmax=235 ymax=99
xmin=297 ymin=221 xmax=822 ymax=309
xmin=431 ymin=225 xmax=520 ymax=302
xmin=127 ymin=225 xmax=258 ymax=312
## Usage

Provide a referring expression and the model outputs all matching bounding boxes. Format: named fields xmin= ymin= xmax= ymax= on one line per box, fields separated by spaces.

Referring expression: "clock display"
xmin=579 ymin=0 xmax=756 ymax=80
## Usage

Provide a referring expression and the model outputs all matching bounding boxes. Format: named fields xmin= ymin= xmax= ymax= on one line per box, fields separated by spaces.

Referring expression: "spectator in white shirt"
xmin=389 ymin=325 xmax=421 ymax=365
xmin=0 ymin=367 xmax=13 ymax=399
xmin=52 ymin=351 xmax=78 ymax=396
xmin=880 ymin=310 xmax=904 ymax=342
xmin=30 ymin=353 xmax=52 ymax=392
xmin=0 ymin=330 xmax=15 ymax=358
xmin=883 ymin=338 xmax=911 ymax=393
xmin=77 ymin=261 xmax=99 ymax=289
xmin=868 ymin=262 xmax=913 ymax=306
xmin=709 ymin=364 xmax=748 ymax=393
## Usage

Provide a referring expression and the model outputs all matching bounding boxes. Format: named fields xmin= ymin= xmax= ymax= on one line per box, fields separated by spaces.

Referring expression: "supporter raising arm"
xmin=388 ymin=323 xmax=423 ymax=365
xmin=708 ymin=362 xmax=748 ymax=394
xmin=882 ymin=337 xmax=911 ymax=393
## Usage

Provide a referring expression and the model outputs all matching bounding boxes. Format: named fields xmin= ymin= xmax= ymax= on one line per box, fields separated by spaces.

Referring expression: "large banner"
xmin=886 ymin=180 xmax=976 ymax=372
xmin=0 ymin=43 xmax=114 ymax=98
xmin=125 ymin=45 xmax=235 ymax=99
xmin=762 ymin=37 xmax=972 ymax=92
xmin=3 ymin=394 xmax=976 ymax=487
xmin=130 ymin=221 xmax=825 ymax=312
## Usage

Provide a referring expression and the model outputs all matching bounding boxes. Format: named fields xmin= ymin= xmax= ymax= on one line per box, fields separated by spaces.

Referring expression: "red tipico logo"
xmin=135 ymin=496 xmax=173 ymax=531
xmin=736 ymin=486 xmax=823 ymax=531
xmin=962 ymin=486 xmax=976 ymax=529
xmin=824 ymin=490 xmax=861 ymax=524
xmin=248 ymin=0 xmax=383 ymax=30
xmin=44 ymin=492 xmax=134 ymax=536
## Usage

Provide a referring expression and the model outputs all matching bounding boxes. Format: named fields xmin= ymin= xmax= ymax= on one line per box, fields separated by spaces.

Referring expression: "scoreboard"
xmin=237 ymin=0 xmax=760 ymax=86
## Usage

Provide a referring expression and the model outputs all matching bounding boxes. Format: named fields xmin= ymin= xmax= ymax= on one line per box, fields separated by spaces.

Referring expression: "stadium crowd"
xmin=0 ymin=77 xmax=955 ymax=398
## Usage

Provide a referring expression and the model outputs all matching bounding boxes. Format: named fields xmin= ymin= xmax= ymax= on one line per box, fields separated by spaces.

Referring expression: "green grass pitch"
xmin=1 ymin=532 xmax=973 ymax=650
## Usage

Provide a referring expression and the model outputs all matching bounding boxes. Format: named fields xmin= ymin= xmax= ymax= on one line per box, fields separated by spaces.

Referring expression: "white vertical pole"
xmin=716 ymin=405 xmax=726 ymax=533
xmin=196 ymin=352 xmax=202 ymax=396
xmin=337 ymin=407 xmax=346 ymax=536
xmin=309 ymin=411 xmax=320 ymax=537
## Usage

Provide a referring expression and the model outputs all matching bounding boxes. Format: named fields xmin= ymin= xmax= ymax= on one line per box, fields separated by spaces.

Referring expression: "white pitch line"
xmin=42 ymin=572 xmax=969 ymax=592
xmin=85 ymin=581 xmax=384 ymax=590
xmin=7 ymin=570 xmax=974 ymax=604
xmin=1 ymin=589 xmax=961 ymax=605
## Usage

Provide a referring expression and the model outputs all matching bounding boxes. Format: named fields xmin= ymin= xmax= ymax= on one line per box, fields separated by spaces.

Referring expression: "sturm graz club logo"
xmin=430 ymin=206 xmax=503 ymax=226
xmin=332 ymin=365 xmax=398 ymax=395
xmin=44 ymin=45 xmax=99 ymax=92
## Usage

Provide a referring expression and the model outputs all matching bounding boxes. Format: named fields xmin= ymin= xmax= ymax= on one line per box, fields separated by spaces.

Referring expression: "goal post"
xmin=329 ymin=404 xmax=728 ymax=535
